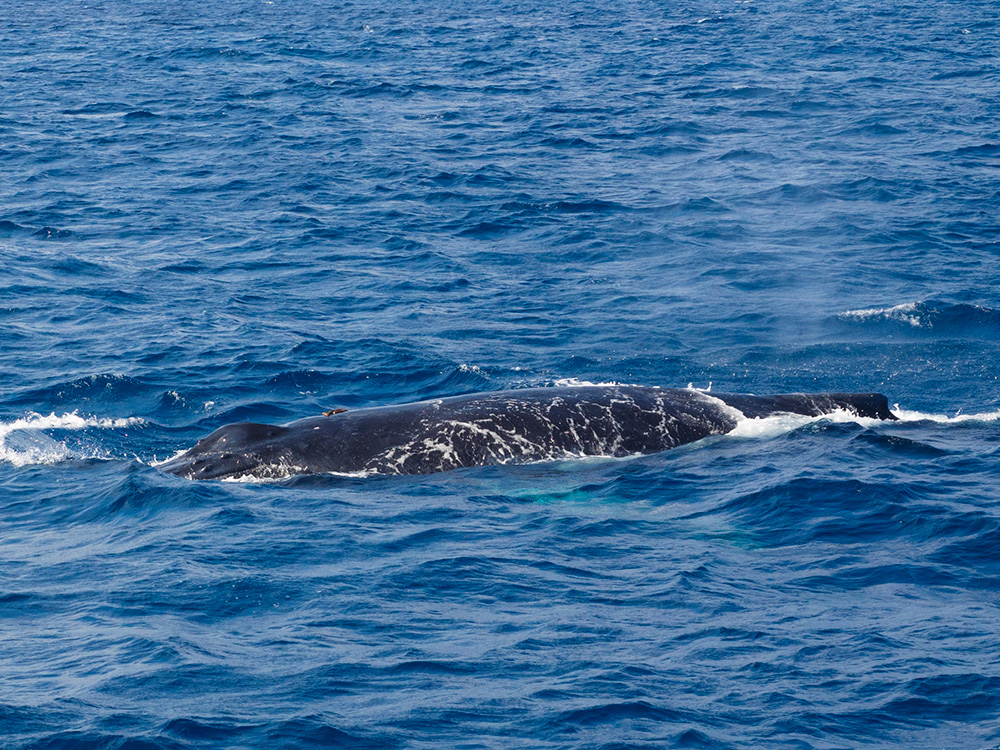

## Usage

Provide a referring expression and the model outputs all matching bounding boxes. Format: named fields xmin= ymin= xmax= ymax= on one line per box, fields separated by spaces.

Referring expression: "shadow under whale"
xmin=158 ymin=386 xmax=897 ymax=481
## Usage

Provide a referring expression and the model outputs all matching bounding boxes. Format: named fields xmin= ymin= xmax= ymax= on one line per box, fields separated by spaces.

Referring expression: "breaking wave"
xmin=0 ymin=412 xmax=144 ymax=467
xmin=837 ymin=300 xmax=1000 ymax=336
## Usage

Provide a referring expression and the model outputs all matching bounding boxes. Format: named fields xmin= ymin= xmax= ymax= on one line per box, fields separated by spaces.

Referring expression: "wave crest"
xmin=836 ymin=300 xmax=1000 ymax=336
xmin=0 ymin=412 xmax=144 ymax=467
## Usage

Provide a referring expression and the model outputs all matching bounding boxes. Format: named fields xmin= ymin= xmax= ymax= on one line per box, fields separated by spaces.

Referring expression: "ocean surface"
xmin=2 ymin=0 xmax=1000 ymax=747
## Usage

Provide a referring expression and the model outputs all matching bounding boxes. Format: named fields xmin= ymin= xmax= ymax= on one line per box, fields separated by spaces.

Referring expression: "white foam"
xmin=459 ymin=363 xmax=488 ymax=377
xmin=727 ymin=413 xmax=813 ymax=439
xmin=839 ymin=301 xmax=924 ymax=327
xmin=0 ymin=412 xmax=143 ymax=467
xmin=692 ymin=391 xmax=747 ymax=424
xmin=553 ymin=377 xmax=630 ymax=388
xmin=219 ymin=466 xmax=374 ymax=483
xmin=220 ymin=471 xmax=300 ymax=483
xmin=726 ymin=408 xmax=883 ymax=441
xmin=890 ymin=408 xmax=1000 ymax=424
xmin=723 ymin=404 xmax=1000 ymax=444
xmin=150 ymin=447 xmax=189 ymax=468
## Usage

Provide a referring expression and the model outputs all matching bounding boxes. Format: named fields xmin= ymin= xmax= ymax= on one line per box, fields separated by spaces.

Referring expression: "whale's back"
xmin=160 ymin=386 xmax=897 ymax=480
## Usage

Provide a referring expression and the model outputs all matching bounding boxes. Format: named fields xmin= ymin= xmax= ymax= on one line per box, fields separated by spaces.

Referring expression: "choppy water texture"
xmin=2 ymin=1 xmax=1000 ymax=747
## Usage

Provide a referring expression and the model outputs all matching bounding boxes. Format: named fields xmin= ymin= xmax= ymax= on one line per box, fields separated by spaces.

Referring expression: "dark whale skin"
xmin=158 ymin=386 xmax=897 ymax=480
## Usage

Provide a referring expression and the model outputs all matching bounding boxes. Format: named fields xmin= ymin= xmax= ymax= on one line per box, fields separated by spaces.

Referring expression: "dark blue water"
xmin=3 ymin=1 xmax=1000 ymax=747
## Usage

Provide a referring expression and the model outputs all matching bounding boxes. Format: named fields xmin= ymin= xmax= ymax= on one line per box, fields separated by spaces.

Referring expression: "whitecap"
xmin=0 ymin=412 xmax=143 ymax=467
xmin=838 ymin=301 xmax=924 ymax=327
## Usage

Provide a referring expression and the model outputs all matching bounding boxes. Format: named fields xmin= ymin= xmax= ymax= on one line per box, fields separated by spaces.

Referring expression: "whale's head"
xmin=159 ymin=422 xmax=290 ymax=480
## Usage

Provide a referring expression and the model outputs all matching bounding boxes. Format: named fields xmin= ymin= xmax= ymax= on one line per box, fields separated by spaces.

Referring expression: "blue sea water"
xmin=2 ymin=0 xmax=1000 ymax=747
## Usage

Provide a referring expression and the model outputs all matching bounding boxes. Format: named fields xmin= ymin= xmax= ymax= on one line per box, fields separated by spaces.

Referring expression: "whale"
xmin=158 ymin=386 xmax=897 ymax=481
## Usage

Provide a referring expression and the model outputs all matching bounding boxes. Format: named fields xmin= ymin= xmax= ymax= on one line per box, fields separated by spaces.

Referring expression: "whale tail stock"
xmin=713 ymin=392 xmax=898 ymax=421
